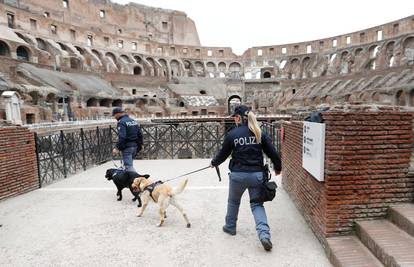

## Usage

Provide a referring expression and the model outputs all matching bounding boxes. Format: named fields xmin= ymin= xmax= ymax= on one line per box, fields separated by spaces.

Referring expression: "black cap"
xmin=112 ymin=107 xmax=124 ymax=116
xmin=231 ymin=105 xmax=250 ymax=117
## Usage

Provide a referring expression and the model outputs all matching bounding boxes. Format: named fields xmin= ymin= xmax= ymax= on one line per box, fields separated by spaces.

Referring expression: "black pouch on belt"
xmin=250 ymin=164 xmax=277 ymax=203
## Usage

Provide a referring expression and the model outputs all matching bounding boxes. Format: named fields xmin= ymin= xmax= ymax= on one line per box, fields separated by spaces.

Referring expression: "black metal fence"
xmin=35 ymin=122 xmax=281 ymax=186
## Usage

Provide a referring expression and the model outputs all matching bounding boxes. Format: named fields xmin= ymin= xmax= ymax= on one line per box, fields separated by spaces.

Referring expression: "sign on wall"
xmin=302 ymin=121 xmax=325 ymax=181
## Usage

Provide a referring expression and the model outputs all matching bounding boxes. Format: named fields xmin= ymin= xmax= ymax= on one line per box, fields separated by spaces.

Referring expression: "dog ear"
xmin=143 ymin=174 xmax=150 ymax=178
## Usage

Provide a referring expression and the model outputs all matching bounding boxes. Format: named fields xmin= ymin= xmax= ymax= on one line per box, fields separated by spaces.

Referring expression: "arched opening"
xmin=194 ymin=61 xmax=205 ymax=77
xmin=229 ymin=62 xmax=242 ymax=78
xmin=134 ymin=66 xmax=142 ymax=75
xmin=228 ymin=95 xmax=242 ymax=115
xmin=36 ymin=38 xmax=47 ymax=51
xmin=16 ymin=46 xmax=30 ymax=61
xmin=146 ymin=57 xmax=158 ymax=76
xmin=86 ymin=98 xmax=98 ymax=107
xmin=218 ymin=62 xmax=226 ymax=72
xmin=158 ymin=59 xmax=169 ymax=77
xmin=70 ymin=57 xmax=82 ymax=69
xmin=403 ymin=36 xmax=414 ymax=65
xmin=99 ymin=98 xmax=111 ymax=107
xmin=396 ymin=90 xmax=406 ymax=106
xmin=120 ymin=55 xmax=131 ymax=63
xmin=75 ymin=46 xmax=84 ymax=55
xmin=28 ymin=91 xmax=39 ymax=105
xmin=134 ymin=55 xmax=143 ymax=64
xmin=206 ymin=62 xmax=216 ymax=73
xmin=170 ymin=60 xmax=181 ymax=77
xmin=92 ymin=49 xmax=101 ymax=59
xmin=200 ymin=90 xmax=206 ymax=95
xmin=112 ymin=99 xmax=122 ymax=107
xmin=105 ymin=52 xmax=117 ymax=64
xmin=0 ymin=40 xmax=10 ymax=56
xmin=179 ymin=101 xmax=185 ymax=107
xmin=263 ymin=71 xmax=271 ymax=79
xmin=58 ymin=42 xmax=69 ymax=52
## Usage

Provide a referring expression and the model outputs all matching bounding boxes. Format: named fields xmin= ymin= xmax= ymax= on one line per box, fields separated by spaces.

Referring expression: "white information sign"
xmin=302 ymin=121 xmax=325 ymax=181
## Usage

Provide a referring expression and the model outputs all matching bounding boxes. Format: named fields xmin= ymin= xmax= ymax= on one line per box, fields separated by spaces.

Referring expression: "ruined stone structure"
xmin=0 ymin=0 xmax=413 ymax=123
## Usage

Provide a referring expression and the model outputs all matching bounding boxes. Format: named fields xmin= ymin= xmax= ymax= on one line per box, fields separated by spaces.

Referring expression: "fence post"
xmin=201 ymin=124 xmax=204 ymax=158
xmin=34 ymin=133 xmax=42 ymax=188
xmin=170 ymin=124 xmax=174 ymax=159
xmin=81 ymin=128 xmax=86 ymax=170
xmin=108 ymin=125 xmax=112 ymax=161
xmin=60 ymin=130 xmax=67 ymax=178
xmin=96 ymin=126 xmax=100 ymax=164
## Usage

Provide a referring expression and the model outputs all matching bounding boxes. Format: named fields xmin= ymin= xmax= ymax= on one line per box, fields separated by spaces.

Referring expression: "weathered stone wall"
xmin=0 ymin=125 xmax=39 ymax=200
xmin=282 ymin=107 xmax=414 ymax=244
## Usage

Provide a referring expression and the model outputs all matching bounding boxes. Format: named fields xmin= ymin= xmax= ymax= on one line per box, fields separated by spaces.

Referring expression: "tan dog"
xmin=132 ymin=177 xmax=191 ymax=228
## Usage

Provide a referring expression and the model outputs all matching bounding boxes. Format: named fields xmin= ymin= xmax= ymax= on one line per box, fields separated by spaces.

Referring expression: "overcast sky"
xmin=112 ymin=0 xmax=414 ymax=55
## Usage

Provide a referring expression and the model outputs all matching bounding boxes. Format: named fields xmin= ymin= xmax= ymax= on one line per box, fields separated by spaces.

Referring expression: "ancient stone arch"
xmin=16 ymin=46 xmax=31 ymax=61
xmin=170 ymin=59 xmax=182 ymax=77
xmin=0 ymin=40 xmax=10 ymax=56
xmin=229 ymin=62 xmax=242 ymax=78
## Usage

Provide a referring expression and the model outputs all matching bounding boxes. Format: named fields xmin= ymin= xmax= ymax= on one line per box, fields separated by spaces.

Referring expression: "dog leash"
xmin=163 ymin=166 xmax=222 ymax=183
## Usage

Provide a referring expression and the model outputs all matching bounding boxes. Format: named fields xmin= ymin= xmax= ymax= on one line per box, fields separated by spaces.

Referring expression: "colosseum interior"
xmin=0 ymin=0 xmax=414 ymax=124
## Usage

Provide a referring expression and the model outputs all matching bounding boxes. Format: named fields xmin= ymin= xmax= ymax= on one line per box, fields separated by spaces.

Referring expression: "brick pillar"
xmin=282 ymin=107 xmax=414 ymax=244
xmin=0 ymin=126 xmax=39 ymax=200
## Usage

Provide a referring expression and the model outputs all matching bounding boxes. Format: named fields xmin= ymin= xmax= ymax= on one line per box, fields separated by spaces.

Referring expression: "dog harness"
xmin=144 ymin=180 xmax=164 ymax=202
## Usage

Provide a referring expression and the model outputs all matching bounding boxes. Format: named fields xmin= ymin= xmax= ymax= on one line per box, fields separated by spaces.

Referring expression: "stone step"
xmin=388 ymin=203 xmax=414 ymax=238
xmin=356 ymin=220 xmax=414 ymax=267
xmin=327 ymin=235 xmax=384 ymax=267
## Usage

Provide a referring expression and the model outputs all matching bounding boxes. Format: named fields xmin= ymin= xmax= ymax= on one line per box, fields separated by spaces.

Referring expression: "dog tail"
xmin=172 ymin=179 xmax=188 ymax=196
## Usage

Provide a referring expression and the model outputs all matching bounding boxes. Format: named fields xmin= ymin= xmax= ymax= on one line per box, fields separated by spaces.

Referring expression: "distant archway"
xmin=0 ymin=40 xmax=10 ymax=56
xmin=263 ymin=71 xmax=271 ymax=79
xmin=112 ymin=99 xmax=122 ymax=107
xmin=134 ymin=66 xmax=142 ymax=75
xmin=16 ymin=46 xmax=30 ymax=61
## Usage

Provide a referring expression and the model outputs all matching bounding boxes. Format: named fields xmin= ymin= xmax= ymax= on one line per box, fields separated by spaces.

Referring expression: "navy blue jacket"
xmin=116 ymin=115 xmax=143 ymax=151
xmin=211 ymin=124 xmax=282 ymax=173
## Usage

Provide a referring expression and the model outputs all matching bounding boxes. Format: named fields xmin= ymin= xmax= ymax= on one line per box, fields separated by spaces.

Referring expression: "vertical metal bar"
xmin=201 ymin=124 xmax=204 ymax=158
xmin=170 ymin=124 xmax=173 ymax=159
xmin=81 ymin=128 xmax=86 ymax=170
xmin=96 ymin=126 xmax=100 ymax=164
xmin=34 ymin=133 xmax=42 ymax=188
xmin=108 ymin=125 xmax=112 ymax=161
xmin=60 ymin=130 xmax=67 ymax=178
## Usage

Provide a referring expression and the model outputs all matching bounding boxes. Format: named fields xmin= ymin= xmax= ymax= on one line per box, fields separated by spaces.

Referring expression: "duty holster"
xmin=250 ymin=164 xmax=277 ymax=203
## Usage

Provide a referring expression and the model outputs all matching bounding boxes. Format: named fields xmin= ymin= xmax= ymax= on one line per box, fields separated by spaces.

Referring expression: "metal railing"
xmin=35 ymin=121 xmax=281 ymax=186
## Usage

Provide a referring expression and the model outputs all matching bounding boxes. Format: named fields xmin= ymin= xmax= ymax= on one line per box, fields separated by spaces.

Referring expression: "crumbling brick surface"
xmin=0 ymin=126 xmax=39 ymax=200
xmin=282 ymin=111 xmax=414 ymax=243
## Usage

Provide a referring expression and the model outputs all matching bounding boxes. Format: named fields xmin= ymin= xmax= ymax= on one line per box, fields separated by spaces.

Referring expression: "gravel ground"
xmin=0 ymin=159 xmax=331 ymax=267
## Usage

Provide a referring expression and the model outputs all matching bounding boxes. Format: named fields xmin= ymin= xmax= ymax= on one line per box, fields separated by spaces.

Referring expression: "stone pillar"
xmin=282 ymin=106 xmax=414 ymax=244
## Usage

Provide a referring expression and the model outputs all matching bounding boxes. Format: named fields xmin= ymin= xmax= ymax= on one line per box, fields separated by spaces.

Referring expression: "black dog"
xmin=105 ymin=168 xmax=149 ymax=207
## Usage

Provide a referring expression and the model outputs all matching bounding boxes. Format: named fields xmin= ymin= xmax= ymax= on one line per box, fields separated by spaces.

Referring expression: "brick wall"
xmin=0 ymin=126 xmax=39 ymax=200
xmin=282 ymin=109 xmax=414 ymax=244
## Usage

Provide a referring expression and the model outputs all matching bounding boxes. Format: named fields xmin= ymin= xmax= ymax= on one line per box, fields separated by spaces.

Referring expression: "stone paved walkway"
xmin=0 ymin=159 xmax=331 ymax=267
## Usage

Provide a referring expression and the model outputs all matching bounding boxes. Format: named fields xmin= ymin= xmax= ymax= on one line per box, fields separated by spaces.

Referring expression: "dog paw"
xmin=117 ymin=198 xmax=122 ymax=201
xmin=132 ymin=198 xmax=137 ymax=202
xmin=137 ymin=203 xmax=142 ymax=208
xmin=137 ymin=214 xmax=142 ymax=217
xmin=157 ymin=224 xmax=162 ymax=227
xmin=186 ymin=223 xmax=191 ymax=228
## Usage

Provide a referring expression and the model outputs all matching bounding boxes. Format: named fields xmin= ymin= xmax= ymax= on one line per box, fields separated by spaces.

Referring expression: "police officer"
xmin=112 ymin=107 xmax=143 ymax=173
xmin=211 ymin=105 xmax=281 ymax=252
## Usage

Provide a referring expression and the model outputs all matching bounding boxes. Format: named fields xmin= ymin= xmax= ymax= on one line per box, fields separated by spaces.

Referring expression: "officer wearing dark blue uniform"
xmin=211 ymin=105 xmax=281 ymax=251
xmin=112 ymin=107 xmax=143 ymax=173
